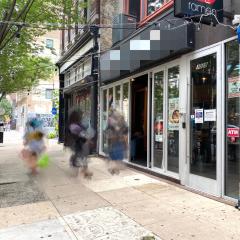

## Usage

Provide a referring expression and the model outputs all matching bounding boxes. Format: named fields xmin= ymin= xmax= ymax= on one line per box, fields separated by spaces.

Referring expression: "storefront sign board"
xmin=195 ymin=109 xmax=203 ymax=123
xmin=228 ymin=77 xmax=240 ymax=98
xmin=174 ymin=0 xmax=223 ymax=24
xmin=204 ymin=109 xmax=216 ymax=121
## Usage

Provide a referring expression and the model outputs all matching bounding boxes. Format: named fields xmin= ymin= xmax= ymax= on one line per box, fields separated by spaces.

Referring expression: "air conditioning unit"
xmin=112 ymin=14 xmax=137 ymax=46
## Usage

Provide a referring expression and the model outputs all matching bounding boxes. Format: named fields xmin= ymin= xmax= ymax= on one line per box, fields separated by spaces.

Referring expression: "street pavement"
xmin=0 ymin=131 xmax=240 ymax=240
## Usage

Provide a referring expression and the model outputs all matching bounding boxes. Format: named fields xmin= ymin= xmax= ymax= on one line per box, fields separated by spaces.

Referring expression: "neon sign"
xmin=174 ymin=0 xmax=223 ymax=24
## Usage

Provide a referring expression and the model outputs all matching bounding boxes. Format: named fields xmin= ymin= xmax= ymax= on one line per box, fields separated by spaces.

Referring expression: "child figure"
xmin=67 ymin=110 xmax=95 ymax=179
xmin=21 ymin=117 xmax=45 ymax=175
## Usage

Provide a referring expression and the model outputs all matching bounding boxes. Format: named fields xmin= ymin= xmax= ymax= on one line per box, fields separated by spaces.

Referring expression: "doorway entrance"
xmin=187 ymin=46 xmax=222 ymax=196
xmin=131 ymin=74 xmax=148 ymax=166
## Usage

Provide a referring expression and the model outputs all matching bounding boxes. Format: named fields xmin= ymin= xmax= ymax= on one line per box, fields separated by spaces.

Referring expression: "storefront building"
xmin=99 ymin=0 xmax=240 ymax=201
xmin=57 ymin=1 xmax=100 ymax=145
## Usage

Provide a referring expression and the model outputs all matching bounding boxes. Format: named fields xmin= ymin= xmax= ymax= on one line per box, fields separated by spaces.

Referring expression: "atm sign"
xmin=227 ymin=128 xmax=239 ymax=138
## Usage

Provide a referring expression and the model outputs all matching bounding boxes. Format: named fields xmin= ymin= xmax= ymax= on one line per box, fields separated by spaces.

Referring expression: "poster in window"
xmin=228 ymin=77 xmax=240 ymax=98
xmin=195 ymin=109 xmax=204 ymax=124
xmin=154 ymin=118 xmax=163 ymax=142
xmin=168 ymin=98 xmax=179 ymax=131
xmin=204 ymin=109 xmax=216 ymax=122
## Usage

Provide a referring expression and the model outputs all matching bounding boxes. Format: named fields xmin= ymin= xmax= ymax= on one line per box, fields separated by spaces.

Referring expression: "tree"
xmin=0 ymin=0 xmax=87 ymax=50
xmin=0 ymin=0 xmax=87 ymax=98
xmin=0 ymin=98 xmax=12 ymax=122
xmin=0 ymin=50 xmax=54 ymax=101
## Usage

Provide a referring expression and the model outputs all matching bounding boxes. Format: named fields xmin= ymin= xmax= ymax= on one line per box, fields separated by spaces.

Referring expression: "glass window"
xmin=225 ymin=40 xmax=240 ymax=199
xmin=108 ymin=88 xmax=114 ymax=111
xmin=147 ymin=0 xmax=165 ymax=15
xmin=167 ymin=66 xmax=180 ymax=173
xmin=153 ymin=71 xmax=164 ymax=169
xmin=115 ymin=85 xmax=121 ymax=112
xmin=46 ymin=39 xmax=54 ymax=49
xmin=123 ymin=83 xmax=129 ymax=123
xmin=45 ymin=89 xmax=53 ymax=99
xmin=102 ymin=89 xmax=108 ymax=153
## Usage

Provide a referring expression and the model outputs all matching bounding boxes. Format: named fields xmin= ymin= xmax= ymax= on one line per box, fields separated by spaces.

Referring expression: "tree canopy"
xmin=0 ymin=0 xmax=86 ymax=100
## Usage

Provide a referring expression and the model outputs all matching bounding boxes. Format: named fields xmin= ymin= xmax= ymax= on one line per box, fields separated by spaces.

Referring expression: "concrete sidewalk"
xmin=0 ymin=132 xmax=240 ymax=240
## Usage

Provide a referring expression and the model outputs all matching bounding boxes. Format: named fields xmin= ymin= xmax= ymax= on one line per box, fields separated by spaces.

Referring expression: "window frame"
xmin=124 ymin=0 xmax=173 ymax=25
xmin=45 ymin=89 xmax=53 ymax=100
xmin=46 ymin=38 xmax=54 ymax=49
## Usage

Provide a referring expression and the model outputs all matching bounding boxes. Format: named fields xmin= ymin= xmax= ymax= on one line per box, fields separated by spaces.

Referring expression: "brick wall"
xmin=100 ymin=0 xmax=122 ymax=50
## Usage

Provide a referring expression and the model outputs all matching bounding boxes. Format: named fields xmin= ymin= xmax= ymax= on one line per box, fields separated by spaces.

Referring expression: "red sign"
xmin=197 ymin=0 xmax=216 ymax=5
xmin=227 ymin=128 xmax=239 ymax=138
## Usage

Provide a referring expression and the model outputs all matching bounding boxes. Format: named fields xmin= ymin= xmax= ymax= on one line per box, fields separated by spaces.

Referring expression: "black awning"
xmin=100 ymin=16 xmax=195 ymax=83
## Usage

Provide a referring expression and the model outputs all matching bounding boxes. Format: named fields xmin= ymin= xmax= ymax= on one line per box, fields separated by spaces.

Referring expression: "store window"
xmin=101 ymin=82 xmax=129 ymax=154
xmin=125 ymin=0 xmax=171 ymax=22
xmin=153 ymin=71 xmax=164 ymax=169
xmin=225 ymin=40 xmax=240 ymax=199
xmin=167 ymin=66 xmax=179 ymax=173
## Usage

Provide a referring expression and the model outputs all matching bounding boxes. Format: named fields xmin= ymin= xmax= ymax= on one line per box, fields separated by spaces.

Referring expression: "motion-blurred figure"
xmin=67 ymin=110 xmax=95 ymax=179
xmin=21 ymin=116 xmax=45 ymax=175
xmin=105 ymin=110 xmax=128 ymax=175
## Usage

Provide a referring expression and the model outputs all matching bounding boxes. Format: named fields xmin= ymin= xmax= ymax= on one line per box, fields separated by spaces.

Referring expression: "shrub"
xmin=47 ymin=132 xmax=57 ymax=139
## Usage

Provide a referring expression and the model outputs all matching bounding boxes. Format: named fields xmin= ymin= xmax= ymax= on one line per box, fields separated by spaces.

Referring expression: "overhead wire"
xmin=1 ymin=11 xmax=237 ymax=75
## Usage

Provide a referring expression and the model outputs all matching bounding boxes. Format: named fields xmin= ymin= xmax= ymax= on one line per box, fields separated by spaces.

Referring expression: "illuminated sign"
xmin=174 ymin=0 xmax=223 ymax=24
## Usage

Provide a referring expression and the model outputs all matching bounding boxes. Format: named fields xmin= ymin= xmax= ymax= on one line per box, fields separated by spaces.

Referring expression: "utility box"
xmin=112 ymin=14 xmax=137 ymax=46
xmin=0 ymin=123 xmax=4 ymax=143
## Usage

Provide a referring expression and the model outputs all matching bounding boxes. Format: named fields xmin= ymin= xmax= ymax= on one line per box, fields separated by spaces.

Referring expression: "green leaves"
xmin=0 ymin=0 xmax=86 ymax=95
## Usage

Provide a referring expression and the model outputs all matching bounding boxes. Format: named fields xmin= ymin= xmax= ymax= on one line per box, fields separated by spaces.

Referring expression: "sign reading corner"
xmin=174 ymin=0 xmax=223 ymax=24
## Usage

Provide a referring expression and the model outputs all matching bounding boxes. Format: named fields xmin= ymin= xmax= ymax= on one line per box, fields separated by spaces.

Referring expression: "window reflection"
xmin=147 ymin=0 xmax=169 ymax=15
xmin=225 ymin=40 xmax=240 ymax=199
xmin=101 ymin=83 xmax=129 ymax=154
xmin=190 ymin=54 xmax=217 ymax=180
xmin=102 ymin=90 xmax=108 ymax=153
xmin=153 ymin=71 xmax=164 ymax=168
xmin=167 ymin=66 xmax=180 ymax=173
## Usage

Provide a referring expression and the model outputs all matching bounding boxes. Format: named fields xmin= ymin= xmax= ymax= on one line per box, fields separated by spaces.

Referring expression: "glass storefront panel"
xmin=225 ymin=40 xmax=240 ymax=199
xmin=123 ymin=83 xmax=129 ymax=123
xmin=115 ymin=85 xmax=121 ymax=112
xmin=109 ymin=88 xmax=113 ymax=111
xmin=153 ymin=71 xmax=164 ymax=168
xmin=190 ymin=54 xmax=217 ymax=180
xmin=167 ymin=66 xmax=180 ymax=173
xmin=101 ymin=82 xmax=129 ymax=154
xmin=102 ymin=89 xmax=108 ymax=153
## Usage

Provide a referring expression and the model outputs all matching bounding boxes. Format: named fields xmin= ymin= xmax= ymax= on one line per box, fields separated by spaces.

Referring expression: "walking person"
xmin=20 ymin=116 xmax=46 ymax=175
xmin=105 ymin=109 xmax=128 ymax=175
xmin=67 ymin=110 xmax=95 ymax=178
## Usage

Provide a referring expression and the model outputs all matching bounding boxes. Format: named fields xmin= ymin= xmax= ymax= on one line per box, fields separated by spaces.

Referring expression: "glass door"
xmin=152 ymin=63 xmax=180 ymax=177
xmin=187 ymin=46 xmax=222 ymax=196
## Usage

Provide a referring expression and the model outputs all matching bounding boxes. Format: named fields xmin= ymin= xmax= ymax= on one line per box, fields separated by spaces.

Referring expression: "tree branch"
xmin=0 ymin=0 xmax=35 ymax=50
xmin=0 ymin=92 xmax=6 ymax=102
xmin=0 ymin=0 xmax=17 ymax=45
xmin=0 ymin=27 xmax=21 ymax=51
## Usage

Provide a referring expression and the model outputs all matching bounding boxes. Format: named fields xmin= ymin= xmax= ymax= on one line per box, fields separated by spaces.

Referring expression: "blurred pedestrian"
xmin=105 ymin=110 xmax=128 ymax=175
xmin=67 ymin=110 xmax=95 ymax=179
xmin=20 ymin=116 xmax=46 ymax=175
